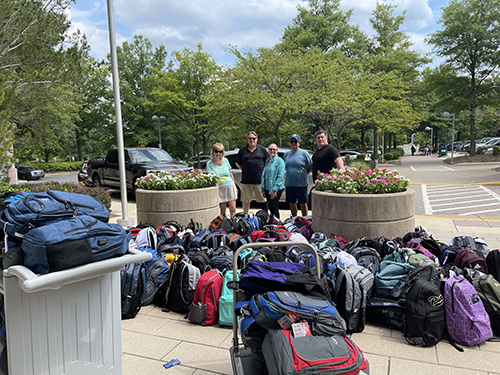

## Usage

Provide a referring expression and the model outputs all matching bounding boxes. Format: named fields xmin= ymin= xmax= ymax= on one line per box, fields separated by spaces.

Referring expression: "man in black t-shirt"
xmin=312 ymin=130 xmax=344 ymax=181
xmin=236 ymin=131 xmax=268 ymax=213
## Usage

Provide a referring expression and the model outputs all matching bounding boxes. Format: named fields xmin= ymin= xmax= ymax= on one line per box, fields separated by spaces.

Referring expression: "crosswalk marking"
xmin=422 ymin=184 xmax=500 ymax=216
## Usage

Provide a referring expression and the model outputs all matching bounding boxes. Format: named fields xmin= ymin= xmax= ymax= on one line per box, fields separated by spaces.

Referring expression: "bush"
xmin=477 ymin=147 xmax=487 ymax=155
xmin=32 ymin=161 xmax=82 ymax=173
xmin=347 ymin=160 xmax=374 ymax=169
xmin=356 ymin=153 xmax=366 ymax=161
xmin=344 ymin=154 xmax=351 ymax=162
xmin=0 ymin=182 xmax=112 ymax=210
xmin=136 ymin=170 xmax=220 ymax=190
xmin=384 ymin=152 xmax=394 ymax=161
xmin=493 ymin=146 xmax=500 ymax=155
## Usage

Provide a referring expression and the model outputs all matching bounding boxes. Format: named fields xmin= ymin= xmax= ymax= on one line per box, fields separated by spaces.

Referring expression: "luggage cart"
xmin=1 ymin=247 xmax=151 ymax=375
xmin=229 ymin=241 xmax=321 ymax=375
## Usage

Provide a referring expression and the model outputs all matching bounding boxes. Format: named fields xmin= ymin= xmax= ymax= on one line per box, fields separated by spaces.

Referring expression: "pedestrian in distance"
xmin=261 ymin=143 xmax=285 ymax=219
xmin=284 ymin=134 xmax=312 ymax=217
xmin=206 ymin=143 xmax=237 ymax=218
xmin=411 ymin=144 xmax=416 ymax=156
xmin=236 ymin=131 xmax=268 ymax=214
xmin=312 ymin=130 xmax=344 ymax=182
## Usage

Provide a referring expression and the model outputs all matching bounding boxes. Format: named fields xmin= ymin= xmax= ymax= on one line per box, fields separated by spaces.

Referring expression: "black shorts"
xmin=285 ymin=186 xmax=308 ymax=204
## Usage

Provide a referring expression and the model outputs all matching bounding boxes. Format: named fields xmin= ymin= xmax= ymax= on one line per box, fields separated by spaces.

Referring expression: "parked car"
xmin=17 ymin=165 xmax=45 ymax=180
xmin=461 ymin=140 xmax=471 ymax=152
xmin=186 ymin=154 xmax=211 ymax=169
xmin=468 ymin=137 xmax=500 ymax=153
xmin=78 ymin=161 xmax=92 ymax=186
xmin=339 ymin=150 xmax=371 ymax=161
xmin=87 ymin=148 xmax=193 ymax=197
xmin=483 ymin=138 xmax=500 ymax=155
xmin=224 ymin=147 xmax=315 ymax=204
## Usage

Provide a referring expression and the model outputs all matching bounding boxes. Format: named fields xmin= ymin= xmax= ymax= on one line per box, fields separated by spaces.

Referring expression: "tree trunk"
xmin=373 ymin=127 xmax=379 ymax=159
xmin=275 ymin=126 xmax=281 ymax=147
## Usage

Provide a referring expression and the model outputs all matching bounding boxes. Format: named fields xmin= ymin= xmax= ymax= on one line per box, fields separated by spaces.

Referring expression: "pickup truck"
xmin=88 ymin=148 xmax=193 ymax=196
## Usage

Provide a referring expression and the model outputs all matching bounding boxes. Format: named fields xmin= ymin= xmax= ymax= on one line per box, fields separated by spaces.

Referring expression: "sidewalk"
xmin=112 ymin=196 xmax=500 ymax=375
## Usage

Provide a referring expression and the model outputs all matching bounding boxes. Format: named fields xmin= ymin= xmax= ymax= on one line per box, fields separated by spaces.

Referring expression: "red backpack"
xmin=454 ymin=248 xmax=488 ymax=273
xmin=188 ymin=269 xmax=223 ymax=326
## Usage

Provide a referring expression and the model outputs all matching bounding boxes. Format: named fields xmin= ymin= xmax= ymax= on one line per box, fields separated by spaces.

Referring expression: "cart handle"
xmin=232 ymin=241 xmax=321 ymax=351
xmin=3 ymin=248 xmax=152 ymax=293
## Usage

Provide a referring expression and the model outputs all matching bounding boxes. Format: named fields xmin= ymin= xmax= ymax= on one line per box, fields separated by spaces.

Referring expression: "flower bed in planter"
xmin=135 ymin=171 xmax=220 ymax=228
xmin=312 ymin=166 xmax=414 ymax=240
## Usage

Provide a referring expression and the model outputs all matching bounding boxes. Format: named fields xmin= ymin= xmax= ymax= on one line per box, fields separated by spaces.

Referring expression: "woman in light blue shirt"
xmin=261 ymin=143 xmax=285 ymax=218
xmin=206 ymin=143 xmax=237 ymax=218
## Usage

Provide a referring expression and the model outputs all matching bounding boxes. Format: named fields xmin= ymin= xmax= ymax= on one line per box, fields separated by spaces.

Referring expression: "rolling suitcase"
xmin=229 ymin=241 xmax=322 ymax=375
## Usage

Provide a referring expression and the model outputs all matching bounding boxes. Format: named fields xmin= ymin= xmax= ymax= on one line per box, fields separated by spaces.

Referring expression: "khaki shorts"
xmin=218 ymin=183 xmax=238 ymax=203
xmin=240 ymin=183 xmax=267 ymax=204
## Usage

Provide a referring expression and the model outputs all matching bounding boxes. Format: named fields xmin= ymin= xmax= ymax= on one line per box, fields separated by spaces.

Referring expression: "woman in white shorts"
xmin=206 ymin=143 xmax=238 ymax=218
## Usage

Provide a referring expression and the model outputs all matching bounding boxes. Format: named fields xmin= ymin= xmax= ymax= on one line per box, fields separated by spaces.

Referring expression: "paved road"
xmin=384 ymin=153 xmax=500 ymax=218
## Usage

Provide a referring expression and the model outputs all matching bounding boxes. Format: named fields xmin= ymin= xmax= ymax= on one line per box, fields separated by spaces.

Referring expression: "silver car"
xmin=224 ymin=147 xmax=314 ymax=203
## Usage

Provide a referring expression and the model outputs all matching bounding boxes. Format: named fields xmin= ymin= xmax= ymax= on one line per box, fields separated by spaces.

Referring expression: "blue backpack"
xmin=121 ymin=262 xmax=147 ymax=319
xmin=141 ymin=248 xmax=169 ymax=306
xmin=190 ymin=229 xmax=210 ymax=249
xmin=249 ymin=290 xmax=347 ymax=336
xmin=22 ymin=215 xmax=130 ymax=274
xmin=2 ymin=191 xmax=110 ymax=239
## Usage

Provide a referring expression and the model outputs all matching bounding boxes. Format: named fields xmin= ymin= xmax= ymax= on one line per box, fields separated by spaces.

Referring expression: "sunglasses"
xmin=268 ymin=148 xmax=277 ymax=151
xmin=214 ymin=150 xmax=223 ymax=154
xmin=290 ymin=140 xmax=298 ymax=143
xmin=248 ymin=137 xmax=257 ymax=140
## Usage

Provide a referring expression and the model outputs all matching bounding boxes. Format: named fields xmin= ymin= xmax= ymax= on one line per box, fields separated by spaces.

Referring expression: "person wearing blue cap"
xmin=283 ymin=134 xmax=312 ymax=217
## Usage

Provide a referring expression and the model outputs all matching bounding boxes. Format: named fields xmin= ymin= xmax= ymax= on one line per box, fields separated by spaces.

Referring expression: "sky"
xmin=68 ymin=0 xmax=448 ymax=67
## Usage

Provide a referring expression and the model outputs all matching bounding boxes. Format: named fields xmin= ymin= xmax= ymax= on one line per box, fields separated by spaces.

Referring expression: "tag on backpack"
xmin=278 ymin=311 xmax=299 ymax=329
xmin=292 ymin=322 xmax=311 ymax=337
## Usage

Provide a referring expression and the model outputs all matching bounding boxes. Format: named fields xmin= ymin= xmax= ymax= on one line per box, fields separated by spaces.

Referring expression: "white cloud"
xmin=70 ymin=0 xmax=442 ymax=65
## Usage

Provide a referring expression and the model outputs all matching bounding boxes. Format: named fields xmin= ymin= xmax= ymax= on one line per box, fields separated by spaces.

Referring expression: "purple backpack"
xmin=444 ymin=275 xmax=493 ymax=346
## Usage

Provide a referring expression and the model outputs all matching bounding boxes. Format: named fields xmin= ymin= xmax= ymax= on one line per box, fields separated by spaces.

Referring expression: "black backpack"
xmin=164 ymin=255 xmax=201 ymax=313
xmin=209 ymin=246 xmax=234 ymax=273
xmin=404 ymin=278 xmax=445 ymax=346
xmin=390 ymin=265 xmax=441 ymax=301
xmin=121 ymin=262 xmax=147 ymax=319
xmin=486 ymin=249 xmax=500 ymax=282
xmin=187 ymin=247 xmax=211 ymax=274
xmin=330 ymin=267 xmax=366 ymax=333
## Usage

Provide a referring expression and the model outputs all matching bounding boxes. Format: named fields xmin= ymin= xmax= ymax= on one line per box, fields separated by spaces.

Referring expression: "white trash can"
xmin=1 ymin=248 xmax=151 ymax=375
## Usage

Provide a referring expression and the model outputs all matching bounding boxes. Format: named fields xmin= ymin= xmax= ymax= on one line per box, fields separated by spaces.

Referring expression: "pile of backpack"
xmin=123 ymin=214 xmax=500 ymax=351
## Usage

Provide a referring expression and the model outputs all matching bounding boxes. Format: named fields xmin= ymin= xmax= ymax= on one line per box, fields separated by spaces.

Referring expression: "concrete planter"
xmin=312 ymin=189 xmax=415 ymax=240
xmin=136 ymin=186 xmax=219 ymax=228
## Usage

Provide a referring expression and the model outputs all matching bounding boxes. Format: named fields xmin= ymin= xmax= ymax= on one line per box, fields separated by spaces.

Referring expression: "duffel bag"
xmin=22 ymin=214 xmax=130 ymax=274
xmin=2 ymin=190 xmax=110 ymax=239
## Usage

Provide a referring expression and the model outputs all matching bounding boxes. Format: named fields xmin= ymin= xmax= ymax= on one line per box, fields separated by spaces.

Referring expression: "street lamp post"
xmin=425 ymin=126 xmax=433 ymax=153
xmin=442 ymin=112 xmax=455 ymax=164
xmin=152 ymin=115 xmax=166 ymax=149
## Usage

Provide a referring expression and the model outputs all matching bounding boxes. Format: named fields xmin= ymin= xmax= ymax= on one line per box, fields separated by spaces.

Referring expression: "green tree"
xmin=207 ymin=47 xmax=318 ymax=146
xmin=152 ymin=44 xmax=220 ymax=160
xmin=116 ymin=35 xmax=168 ymax=147
xmin=279 ymin=0 xmax=368 ymax=58
xmin=427 ymin=0 xmax=500 ymax=155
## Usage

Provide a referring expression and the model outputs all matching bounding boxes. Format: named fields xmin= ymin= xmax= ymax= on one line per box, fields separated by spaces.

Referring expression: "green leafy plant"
xmin=384 ymin=152 xmax=394 ymax=160
xmin=136 ymin=170 xmax=220 ymax=190
xmin=0 ymin=182 xmax=112 ymax=209
xmin=477 ymin=146 xmax=487 ymax=155
xmin=356 ymin=153 xmax=366 ymax=161
xmin=315 ymin=165 xmax=409 ymax=194
xmin=492 ymin=145 xmax=500 ymax=155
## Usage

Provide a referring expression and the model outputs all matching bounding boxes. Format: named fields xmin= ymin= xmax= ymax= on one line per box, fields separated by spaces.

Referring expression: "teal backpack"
xmin=374 ymin=261 xmax=414 ymax=298
xmin=218 ymin=270 xmax=240 ymax=326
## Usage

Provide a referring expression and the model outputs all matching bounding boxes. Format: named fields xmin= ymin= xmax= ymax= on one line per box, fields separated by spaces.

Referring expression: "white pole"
xmin=451 ymin=114 xmax=455 ymax=164
xmin=106 ymin=0 xmax=133 ymax=226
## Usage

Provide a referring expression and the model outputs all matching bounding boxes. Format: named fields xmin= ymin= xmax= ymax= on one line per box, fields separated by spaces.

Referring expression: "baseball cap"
xmin=290 ymin=134 xmax=301 ymax=142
